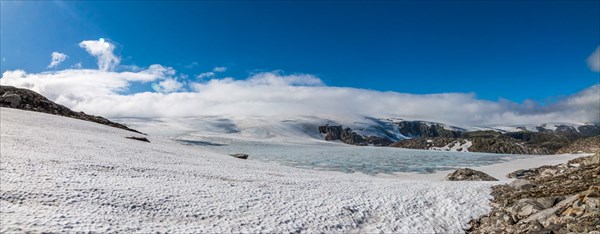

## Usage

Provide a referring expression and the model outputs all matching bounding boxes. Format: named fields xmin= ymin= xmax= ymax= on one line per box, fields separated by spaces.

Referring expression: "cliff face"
xmin=0 ymin=85 xmax=142 ymax=134
xmin=395 ymin=121 xmax=462 ymax=138
xmin=317 ymin=125 xmax=393 ymax=146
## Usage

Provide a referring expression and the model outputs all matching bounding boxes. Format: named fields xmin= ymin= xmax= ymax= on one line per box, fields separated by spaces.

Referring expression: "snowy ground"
xmin=0 ymin=108 xmax=583 ymax=233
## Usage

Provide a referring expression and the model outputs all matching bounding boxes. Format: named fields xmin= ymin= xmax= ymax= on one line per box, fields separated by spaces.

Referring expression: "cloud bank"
xmin=47 ymin=52 xmax=68 ymax=68
xmin=1 ymin=39 xmax=599 ymax=127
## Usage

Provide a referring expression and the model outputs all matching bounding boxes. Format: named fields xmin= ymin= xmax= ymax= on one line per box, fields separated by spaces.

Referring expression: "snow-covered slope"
xmin=0 ymin=107 xmax=501 ymax=233
xmin=115 ymin=115 xmax=411 ymax=144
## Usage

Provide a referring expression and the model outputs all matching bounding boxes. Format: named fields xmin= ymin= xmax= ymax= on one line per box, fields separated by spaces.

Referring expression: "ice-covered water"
xmin=118 ymin=116 xmax=535 ymax=175
xmin=182 ymin=138 xmax=531 ymax=175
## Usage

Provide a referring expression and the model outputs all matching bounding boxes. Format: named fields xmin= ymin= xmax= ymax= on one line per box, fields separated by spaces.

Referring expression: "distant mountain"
xmin=0 ymin=85 xmax=142 ymax=134
xmin=318 ymin=120 xmax=600 ymax=155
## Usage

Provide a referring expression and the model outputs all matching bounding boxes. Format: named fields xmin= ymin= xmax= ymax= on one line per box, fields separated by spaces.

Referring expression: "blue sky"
xmin=1 ymin=0 xmax=599 ymax=103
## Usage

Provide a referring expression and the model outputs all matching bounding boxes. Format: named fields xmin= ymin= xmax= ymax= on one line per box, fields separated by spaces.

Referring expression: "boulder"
xmin=509 ymin=179 xmax=536 ymax=190
xmin=229 ymin=154 xmax=249 ymax=160
xmin=125 ymin=136 xmax=150 ymax=143
xmin=507 ymin=198 xmax=546 ymax=219
xmin=0 ymin=92 xmax=21 ymax=107
xmin=444 ymin=168 xmax=498 ymax=181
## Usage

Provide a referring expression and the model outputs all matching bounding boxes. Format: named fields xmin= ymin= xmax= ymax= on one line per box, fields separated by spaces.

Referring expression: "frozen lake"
xmin=177 ymin=138 xmax=532 ymax=175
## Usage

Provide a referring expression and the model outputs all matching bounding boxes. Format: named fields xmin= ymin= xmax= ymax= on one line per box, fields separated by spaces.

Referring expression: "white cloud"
xmin=152 ymin=78 xmax=184 ymax=93
xmin=588 ymin=46 xmax=600 ymax=72
xmin=3 ymin=67 xmax=598 ymax=125
xmin=79 ymin=38 xmax=120 ymax=71
xmin=213 ymin=66 xmax=227 ymax=72
xmin=196 ymin=67 xmax=227 ymax=79
xmin=0 ymin=64 xmax=175 ymax=108
xmin=47 ymin=52 xmax=68 ymax=68
xmin=1 ymin=38 xmax=598 ymax=126
xmin=196 ymin=72 xmax=215 ymax=79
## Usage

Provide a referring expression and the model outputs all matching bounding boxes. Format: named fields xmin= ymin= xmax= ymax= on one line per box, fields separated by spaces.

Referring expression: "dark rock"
xmin=0 ymin=85 xmax=143 ymax=134
xmin=364 ymin=136 xmax=393 ymax=146
xmin=229 ymin=154 xmax=249 ymax=159
xmin=508 ymin=169 xmax=536 ymax=179
xmin=1 ymin=92 xmax=22 ymax=107
xmin=444 ymin=168 xmax=498 ymax=181
xmin=319 ymin=125 xmax=367 ymax=145
xmin=125 ymin=136 xmax=150 ymax=143
xmin=395 ymin=121 xmax=462 ymax=138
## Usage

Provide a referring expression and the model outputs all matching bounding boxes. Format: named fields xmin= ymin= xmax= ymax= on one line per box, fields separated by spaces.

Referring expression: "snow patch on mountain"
xmin=431 ymin=140 xmax=473 ymax=152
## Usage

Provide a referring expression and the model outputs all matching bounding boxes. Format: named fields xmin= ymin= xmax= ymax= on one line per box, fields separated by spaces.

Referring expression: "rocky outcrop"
xmin=395 ymin=121 xmax=462 ymax=138
xmin=468 ymin=153 xmax=600 ymax=233
xmin=557 ymin=135 xmax=600 ymax=154
xmin=390 ymin=136 xmax=551 ymax=155
xmin=0 ymin=85 xmax=142 ymax=134
xmin=444 ymin=168 xmax=498 ymax=181
xmin=318 ymin=125 xmax=392 ymax=146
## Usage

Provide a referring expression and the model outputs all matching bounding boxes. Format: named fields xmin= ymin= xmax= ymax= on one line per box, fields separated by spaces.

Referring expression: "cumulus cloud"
xmin=47 ymin=52 xmax=68 ymax=68
xmin=588 ymin=46 xmax=600 ymax=72
xmin=79 ymin=38 xmax=120 ymax=71
xmin=152 ymin=78 xmax=184 ymax=93
xmin=1 ymin=38 xmax=598 ymax=126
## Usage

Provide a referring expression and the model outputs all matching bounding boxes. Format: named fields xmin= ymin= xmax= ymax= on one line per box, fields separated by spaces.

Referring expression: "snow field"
xmin=1 ymin=108 xmax=497 ymax=233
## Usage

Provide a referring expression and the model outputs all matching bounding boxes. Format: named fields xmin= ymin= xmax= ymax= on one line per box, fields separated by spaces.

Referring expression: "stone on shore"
xmin=444 ymin=168 xmax=498 ymax=181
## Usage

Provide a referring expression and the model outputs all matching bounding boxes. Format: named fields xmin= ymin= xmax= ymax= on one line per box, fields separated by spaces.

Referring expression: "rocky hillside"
xmin=395 ymin=121 xmax=463 ymax=138
xmin=0 ymin=85 xmax=142 ymax=134
xmin=468 ymin=153 xmax=600 ymax=233
xmin=390 ymin=136 xmax=552 ymax=155
xmin=319 ymin=119 xmax=599 ymax=154
xmin=389 ymin=130 xmax=599 ymax=155
xmin=556 ymin=136 xmax=600 ymax=154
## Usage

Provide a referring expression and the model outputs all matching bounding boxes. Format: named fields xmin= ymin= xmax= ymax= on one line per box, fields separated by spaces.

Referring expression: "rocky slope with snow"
xmin=468 ymin=153 xmax=600 ymax=233
xmin=318 ymin=121 xmax=599 ymax=155
xmin=0 ymin=85 xmax=142 ymax=134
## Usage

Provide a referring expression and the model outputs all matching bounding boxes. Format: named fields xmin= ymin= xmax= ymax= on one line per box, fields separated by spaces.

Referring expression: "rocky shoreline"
xmin=466 ymin=153 xmax=600 ymax=233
